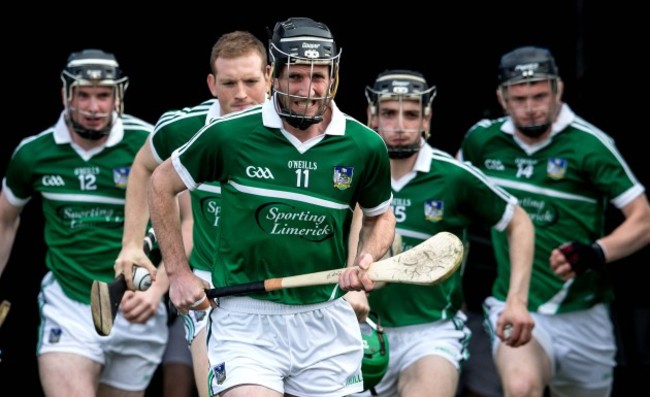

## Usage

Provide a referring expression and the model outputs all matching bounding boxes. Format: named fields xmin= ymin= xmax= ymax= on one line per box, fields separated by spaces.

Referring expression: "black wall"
xmin=1 ymin=3 xmax=646 ymax=394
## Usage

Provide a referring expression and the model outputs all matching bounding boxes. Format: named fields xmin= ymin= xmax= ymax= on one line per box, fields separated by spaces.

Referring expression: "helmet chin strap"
xmin=274 ymin=87 xmax=331 ymax=130
xmin=517 ymin=122 xmax=551 ymax=138
xmin=65 ymin=109 xmax=114 ymax=141
xmin=387 ymin=144 xmax=419 ymax=159
xmin=283 ymin=114 xmax=323 ymax=130
xmin=385 ymin=132 xmax=424 ymax=159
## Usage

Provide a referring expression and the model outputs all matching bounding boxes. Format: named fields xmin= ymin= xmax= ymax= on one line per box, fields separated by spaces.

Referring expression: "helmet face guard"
xmin=269 ymin=17 xmax=341 ymax=130
xmin=360 ymin=312 xmax=389 ymax=392
xmin=61 ymin=49 xmax=128 ymax=140
xmin=497 ymin=46 xmax=560 ymax=138
xmin=365 ymin=70 xmax=436 ymax=158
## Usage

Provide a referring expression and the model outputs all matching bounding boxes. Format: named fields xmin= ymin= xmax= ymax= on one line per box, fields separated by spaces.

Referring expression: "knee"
xmin=502 ymin=375 xmax=545 ymax=397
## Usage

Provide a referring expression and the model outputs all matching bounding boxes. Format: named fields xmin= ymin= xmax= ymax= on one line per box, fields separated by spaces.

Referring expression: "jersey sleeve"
xmin=171 ymin=122 xmax=223 ymax=191
xmin=150 ymin=110 xmax=182 ymax=164
xmin=458 ymin=119 xmax=489 ymax=165
xmin=357 ymin=130 xmax=392 ymax=217
xmin=3 ymin=137 xmax=38 ymax=205
xmin=458 ymin=160 xmax=517 ymax=232
xmin=581 ymin=132 xmax=644 ymax=208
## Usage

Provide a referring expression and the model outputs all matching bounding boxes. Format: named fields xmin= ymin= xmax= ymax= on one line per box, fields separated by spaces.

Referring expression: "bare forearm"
xmin=0 ymin=195 xmax=21 ymax=278
xmin=148 ymin=165 xmax=189 ymax=278
xmin=178 ymin=190 xmax=195 ymax=257
xmin=347 ymin=205 xmax=363 ymax=266
xmin=355 ymin=208 xmax=396 ymax=265
xmin=599 ymin=194 xmax=650 ymax=261
xmin=122 ymin=157 xmax=154 ymax=248
xmin=0 ymin=219 xmax=19 ymax=278
xmin=506 ymin=206 xmax=534 ymax=304
xmin=339 ymin=208 xmax=395 ymax=293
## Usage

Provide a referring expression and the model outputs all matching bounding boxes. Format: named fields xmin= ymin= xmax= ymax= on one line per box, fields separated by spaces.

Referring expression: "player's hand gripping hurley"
xmin=90 ymin=229 xmax=156 ymax=336
xmin=200 ymin=231 xmax=463 ymax=301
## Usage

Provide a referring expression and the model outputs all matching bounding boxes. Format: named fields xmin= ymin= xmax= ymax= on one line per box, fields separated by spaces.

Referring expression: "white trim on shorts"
xmin=206 ymin=296 xmax=364 ymax=396
xmin=484 ymin=296 xmax=616 ymax=393
xmin=353 ymin=311 xmax=470 ymax=396
xmin=37 ymin=271 xmax=168 ymax=391
xmin=181 ymin=268 xmax=213 ymax=345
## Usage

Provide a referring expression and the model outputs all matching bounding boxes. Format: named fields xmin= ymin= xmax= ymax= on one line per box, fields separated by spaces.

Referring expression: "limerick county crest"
xmin=113 ymin=167 xmax=131 ymax=188
xmin=424 ymin=200 xmax=444 ymax=222
xmin=547 ymin=158 xmax=567 ymax=180
xmin=333 ymin=166 xmax=353 ymax=190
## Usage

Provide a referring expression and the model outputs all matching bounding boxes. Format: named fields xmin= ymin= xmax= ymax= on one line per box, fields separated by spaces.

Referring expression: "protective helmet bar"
xmin=365 ymin=69 xmax=435 ymax=158
xmin=268 ymin=17 xmax=341 ymax=130
xmin=365 ymin=69 xmax=436 ymax=116
xmin=60 ymin=49 xmax=128 ymax=140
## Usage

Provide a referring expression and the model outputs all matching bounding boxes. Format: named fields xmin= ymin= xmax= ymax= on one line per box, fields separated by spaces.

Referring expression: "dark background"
xmin=1 ymin=3 xmax=647 ymax=394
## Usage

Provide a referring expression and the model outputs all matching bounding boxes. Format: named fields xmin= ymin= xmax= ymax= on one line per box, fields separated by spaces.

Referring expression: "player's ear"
xmin=496 ymin=88 xmax=507 ymax=111
xmin=423 ymin=109 xmax=432 ymax=130
xmin=366 ymin=106 xmax=380 ymax=130
xmin=556 ymin=80 xmax=564 ymax=102
xmin=207 ymin=73 xmax=218 ymax=97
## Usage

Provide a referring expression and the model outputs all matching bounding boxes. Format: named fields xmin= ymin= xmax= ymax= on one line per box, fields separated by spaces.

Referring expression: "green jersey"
xmin=3 ymin=112 xmax=152 ymax=303
xmin=172 ymin=100 xmax=392 ymax=305
xmin=460 ymin=104 xmax=644 ymax=313
xmin=151 ymin=99 xmax=221 ymax=272
xmin=369 ymin=142 xmax=517 ymax=327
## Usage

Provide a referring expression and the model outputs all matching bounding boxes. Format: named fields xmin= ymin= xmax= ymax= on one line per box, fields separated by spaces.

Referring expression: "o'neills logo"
xmin=255 ymin=202 xmax=333 ymax=242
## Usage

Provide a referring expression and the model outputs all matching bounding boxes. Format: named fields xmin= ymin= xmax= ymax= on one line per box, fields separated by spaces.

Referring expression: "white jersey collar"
xmin=413 ymin=139 xmax=433 ymax=173
xmin=262 ymin=97 xmax=346 ymax=136
xmin=391 ymin=139 xmax=432 ymax=191
xmin=500 ymin=103 xmax=575 ymax=137
xmin=53 ymin=110 xmax=124 ymax=147
xmin=206 ymin=100 xmax=222 ymax=125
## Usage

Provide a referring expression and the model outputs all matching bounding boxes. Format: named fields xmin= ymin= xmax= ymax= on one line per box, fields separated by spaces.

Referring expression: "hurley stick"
xmin=0 ymin=300 xmax=11 ymax=329
xmin=90 ymin=228 xmax=156 ymax=336
xmin=203 ymin=231 xmax=463 ymax=300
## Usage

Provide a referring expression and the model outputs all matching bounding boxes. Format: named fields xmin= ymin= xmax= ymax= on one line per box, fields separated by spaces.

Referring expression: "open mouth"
xmin=293 ymin=100 xmax=317 ymax=108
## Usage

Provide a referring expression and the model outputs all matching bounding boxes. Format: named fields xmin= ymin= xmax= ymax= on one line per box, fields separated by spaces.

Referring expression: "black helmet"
xmin=497 ymin=46 xmax=559 ymax=86
xmin=498 ymin=46 xmax=561 ymax=138
xmin=365 ymin=69 xmax=436 ymax=117
xmin=268 ymin=17 xmax=341 ymax=130
xmin=61 ymin=49 xmax=128 ymax=140
xmin=365 ymin=69 xmax=436 ymax=158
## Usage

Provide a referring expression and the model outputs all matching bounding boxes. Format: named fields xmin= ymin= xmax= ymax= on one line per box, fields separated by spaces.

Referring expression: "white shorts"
xmin=353 ymin=311 xmax=470 ymax=396
xmin=181 ymin=268 xmax=212 ymax=345
xmin=206 ymin=296 xmax=364 ymax=397
xmin=37 ymin=272 xmax=168 ymax=391
xmin=484 ymin=296 xmax=616 ymax=393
